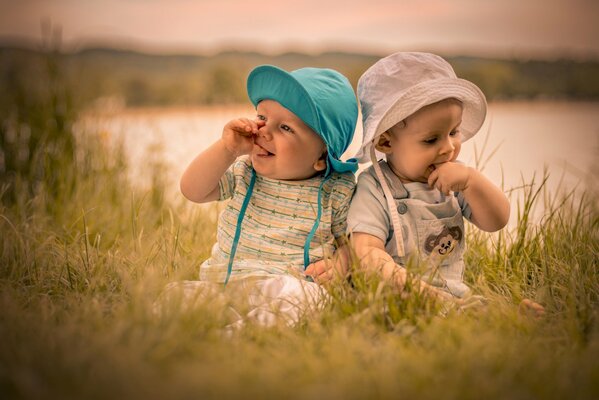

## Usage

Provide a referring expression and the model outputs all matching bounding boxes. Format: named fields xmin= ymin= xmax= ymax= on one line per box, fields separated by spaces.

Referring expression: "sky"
xmin=1 ymin=0 xmax=598 ymax=58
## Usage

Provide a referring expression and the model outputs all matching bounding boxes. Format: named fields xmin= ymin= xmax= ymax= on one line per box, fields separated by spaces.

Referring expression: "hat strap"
xmin=370 ymin=145 xmax=405 ymax=257
xmin=223 ymin=169 xmax=257 ymax=287
xmin=303 ymin=175 xmax=330 ymax=268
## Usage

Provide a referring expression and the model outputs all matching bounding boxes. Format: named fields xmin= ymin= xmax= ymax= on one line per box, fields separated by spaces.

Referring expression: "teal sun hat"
xmin=247 ymin=65 xmax=359 ymax=174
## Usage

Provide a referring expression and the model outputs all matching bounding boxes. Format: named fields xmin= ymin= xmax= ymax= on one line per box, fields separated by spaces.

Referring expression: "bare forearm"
xmin=355 ymin=242 xmax=452 ymax=301
xmin=463 ymin=169 xmax=510 ymax=232
xmin=180 ymin=139 xmax=237 ymax=203
xmin=357 ymin=245 xmax=399 ymax=281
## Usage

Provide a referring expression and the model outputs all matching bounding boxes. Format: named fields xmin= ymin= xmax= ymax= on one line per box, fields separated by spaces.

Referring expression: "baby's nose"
xmin=257 ymin=125 xmax=273 ymax=141
xmin=439 ymin=137 xmax=455 ymax=154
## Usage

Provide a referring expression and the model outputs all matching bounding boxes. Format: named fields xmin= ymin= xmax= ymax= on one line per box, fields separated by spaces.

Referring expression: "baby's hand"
xmin=519 ymin=299 xmax=546 ymax=319
xmin=222 ymin=118 xmax=265 ymax=157
xmin=305 ymin=245 xmax=350 ymax=284
xmin=427 ymin=162 xmax=472 ymax=195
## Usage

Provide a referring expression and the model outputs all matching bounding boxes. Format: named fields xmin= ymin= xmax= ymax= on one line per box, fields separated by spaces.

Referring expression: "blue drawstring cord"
xmin=224 ymin=166 xmax=330 ymax=287
xmin=303 ymin=162 xmax=332 ymax=276
xmin=303 ymin=176 xmax=329 ymax=269
xmin=223 ymin=169 xmax=257 ymax=287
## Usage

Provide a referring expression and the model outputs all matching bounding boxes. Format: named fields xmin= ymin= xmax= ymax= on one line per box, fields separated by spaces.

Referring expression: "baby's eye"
xmin=280 ymin=124 xmax=295 ymax=133
xmin=424 ymin=137 xmax=437 ymax=144
xmin=449 ymin=130 xmax=459 ymax=137
xmin=257 ymin=114 xmax=266 ymax=121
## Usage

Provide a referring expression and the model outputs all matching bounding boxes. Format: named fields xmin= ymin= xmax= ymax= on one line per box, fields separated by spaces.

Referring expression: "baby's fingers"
xmin=315 ymin=268 xmax=336 ymax=283
xmin=305 ymin=259 xmax=326 ymax=278
xmin=232 ymin=118 xmax=259 ymax=136
xmin=428 ymin=169 xmax=446 ymax=193
xmin=244 ymin=118 xmax=263 ymax=134
xmin=314 ymin=266 xmax=342 ymax=284
xmin=306 ymin=259 xmax=343 ymax=284
xmin=519 ymin=299 xmax=545 ymax=319
xmin=428 ymin=170 xmax=451 ymax=195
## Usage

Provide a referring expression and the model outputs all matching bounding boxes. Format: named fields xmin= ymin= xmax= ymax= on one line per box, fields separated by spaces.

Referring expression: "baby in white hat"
xmin=347 ymin=52 xmax=513 ymax=302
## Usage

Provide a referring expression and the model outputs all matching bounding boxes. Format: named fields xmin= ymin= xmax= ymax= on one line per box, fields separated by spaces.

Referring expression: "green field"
xmin=1 ymin=47 xmax=598 ymax=400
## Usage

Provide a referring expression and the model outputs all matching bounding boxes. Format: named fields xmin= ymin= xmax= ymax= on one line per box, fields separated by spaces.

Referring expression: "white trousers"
xmin=156 ymin=275 xmax=329 ymax=328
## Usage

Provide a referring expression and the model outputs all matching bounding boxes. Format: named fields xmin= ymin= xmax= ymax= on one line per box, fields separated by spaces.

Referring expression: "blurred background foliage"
xmin=0 ymin=35 xmax=78 ymax=208
xmin=2 ymin=45 xmax=598 ymax=110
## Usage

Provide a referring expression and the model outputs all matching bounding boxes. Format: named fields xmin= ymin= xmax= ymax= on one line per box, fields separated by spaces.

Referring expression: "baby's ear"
xmin=375 ymin=131 xmax=393 ymax=154
xmin=313 ymin=152 xmax=327 ymax=172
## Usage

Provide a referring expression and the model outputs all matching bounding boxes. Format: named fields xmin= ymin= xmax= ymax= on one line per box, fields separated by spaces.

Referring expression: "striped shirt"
xmin=200 ymin=156 xmax=356 ymax=283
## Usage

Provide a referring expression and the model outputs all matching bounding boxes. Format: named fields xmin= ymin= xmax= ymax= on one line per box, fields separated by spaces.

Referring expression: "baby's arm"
xmin=180 ymin=118 xmax=264 ymax=203
xmin=351 ymin=232 xmax=453 ymax=301
xmin=428 ymin=162 xmax=510 ymax=232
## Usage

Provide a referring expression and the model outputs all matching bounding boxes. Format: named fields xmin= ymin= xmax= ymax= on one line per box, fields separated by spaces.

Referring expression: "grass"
xmin=1 ymin=48 xmax=598 ymax=399
xmin=1 ymin=130 xmax=597 ymax=400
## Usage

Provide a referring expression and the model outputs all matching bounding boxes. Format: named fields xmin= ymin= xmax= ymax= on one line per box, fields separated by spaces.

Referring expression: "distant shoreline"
xmin=3 ymin=45 xmax=599 ymax=105
xmin=81 ymin=100 xmax=599 ymax=118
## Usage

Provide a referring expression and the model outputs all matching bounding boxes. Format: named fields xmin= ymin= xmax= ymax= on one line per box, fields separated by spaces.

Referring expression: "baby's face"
xmin=252 ymin=100 xmax=326 ymax=180
xmin=381 ymin=98 xmax=463 ymax=183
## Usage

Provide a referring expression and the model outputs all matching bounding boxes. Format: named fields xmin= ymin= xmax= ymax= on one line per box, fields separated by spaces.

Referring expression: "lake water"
xmin=79 ymin=102 xmax=599 ymax=225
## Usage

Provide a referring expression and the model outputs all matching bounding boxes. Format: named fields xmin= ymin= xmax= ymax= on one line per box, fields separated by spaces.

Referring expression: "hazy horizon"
xmin=1 ymin=0 xmax=598 ymax=59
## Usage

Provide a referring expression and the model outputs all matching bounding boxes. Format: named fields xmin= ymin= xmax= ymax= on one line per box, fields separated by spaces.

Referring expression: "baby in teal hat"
xmin=175 ymin=65 xmax=358 ymax=327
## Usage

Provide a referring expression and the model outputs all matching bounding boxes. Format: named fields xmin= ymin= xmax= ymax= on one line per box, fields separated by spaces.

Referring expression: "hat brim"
xmin=356 ymin=78 xmax=487 ymax=162
xmin=247 ymin=65 xmax=322 ymax=137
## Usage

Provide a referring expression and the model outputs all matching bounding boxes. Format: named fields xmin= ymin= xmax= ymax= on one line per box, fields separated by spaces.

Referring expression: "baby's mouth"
xmin=254 ymin=142 xmax=274 ymax=157
xmin=426 ymin=164 xmax=436 ymax=176
xmin=427 ymin=162 xmax=449 ymax=176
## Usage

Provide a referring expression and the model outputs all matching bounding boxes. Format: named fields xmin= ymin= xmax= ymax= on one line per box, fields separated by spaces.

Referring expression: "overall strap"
xmin=223 ymin=169 xmax=257 ymax=287
xmin=378 ymin=161 xmax=409 ymax=200
xmin=371 ymin=147 xmax=406 ymax=258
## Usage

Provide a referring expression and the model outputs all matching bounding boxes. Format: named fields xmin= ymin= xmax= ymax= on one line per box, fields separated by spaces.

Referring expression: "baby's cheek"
xmin=450 ymin=150 xmax=461 ymax=162
xmin=451 ymin=140 xmax=462 ymax=158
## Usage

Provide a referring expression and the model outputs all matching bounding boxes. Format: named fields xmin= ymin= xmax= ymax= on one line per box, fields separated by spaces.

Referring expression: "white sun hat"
xmin=355 ymin=52 xmax=487 ymax=258
xmin=356 ymin=52 xmax=487 ymax=162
